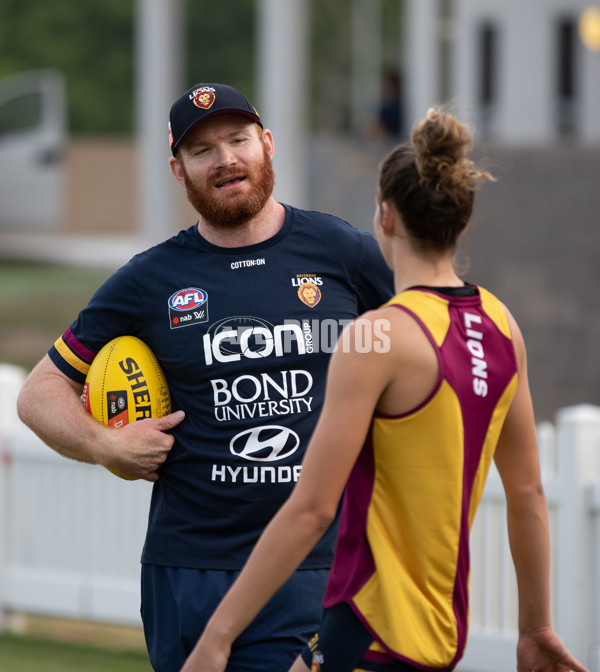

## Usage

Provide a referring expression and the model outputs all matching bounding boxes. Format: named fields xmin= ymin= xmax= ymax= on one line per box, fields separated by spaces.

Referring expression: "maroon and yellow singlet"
xmin=323 ymin=285 xmax=518 ymax=670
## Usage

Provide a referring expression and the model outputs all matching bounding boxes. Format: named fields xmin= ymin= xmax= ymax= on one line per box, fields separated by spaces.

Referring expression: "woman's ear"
xmin=380 ymin=201 xmax=396 ymax=238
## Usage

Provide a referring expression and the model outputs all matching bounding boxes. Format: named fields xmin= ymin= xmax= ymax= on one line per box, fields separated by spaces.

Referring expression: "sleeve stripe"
xmin=53 ymin=336 xmax=92 ymax=377
xmin=63 ymin=327 xmax=96 ymax=363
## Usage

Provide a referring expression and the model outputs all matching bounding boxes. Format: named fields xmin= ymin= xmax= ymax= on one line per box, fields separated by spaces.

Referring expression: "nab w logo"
xmin=230 ymin=425 xmax=300 ymax=462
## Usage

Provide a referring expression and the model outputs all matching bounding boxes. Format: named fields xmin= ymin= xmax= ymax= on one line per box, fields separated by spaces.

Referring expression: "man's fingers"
xmin=143 ymin=471 xmax=160 ymax=483
xmin=152 ymin=410 xmax=185 ymax=431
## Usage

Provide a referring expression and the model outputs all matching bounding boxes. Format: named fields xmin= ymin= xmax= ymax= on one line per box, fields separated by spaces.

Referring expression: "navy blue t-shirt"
xmin=49 ymin=205 xmax=394 ymax=570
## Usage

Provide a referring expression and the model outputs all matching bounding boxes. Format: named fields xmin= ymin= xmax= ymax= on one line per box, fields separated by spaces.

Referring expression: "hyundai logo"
xmin=230 ymin=425 xmax=300 ymax=462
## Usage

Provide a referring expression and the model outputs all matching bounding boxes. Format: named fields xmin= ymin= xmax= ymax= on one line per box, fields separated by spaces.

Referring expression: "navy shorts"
xmin=301 ymin=602 xmax=427 ymax=672
xmin=141 ymin=564 xmax=329 ymax=672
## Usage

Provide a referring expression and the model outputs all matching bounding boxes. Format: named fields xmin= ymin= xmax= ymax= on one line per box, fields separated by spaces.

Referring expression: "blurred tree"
xmin=0 ymin=0 xmax=257 ymax=136
xmin=0 ymin=0 xmax=135 ymax=135
xmin=0 ymin=0 xmax=404 ymax=136
xmin=185 ymin=0 xmax=255 ymax=101
xmin=311 ymin=0 xmax=352 ymax=132
xmin=310 ymin=0 xmax=404 ymax=134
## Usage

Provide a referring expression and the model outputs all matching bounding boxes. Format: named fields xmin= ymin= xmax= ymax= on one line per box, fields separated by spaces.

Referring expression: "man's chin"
xmin=201 ymin=216 xmax=250 ymax=230
xmin=197 ymin=202 xmax=261 ymax=230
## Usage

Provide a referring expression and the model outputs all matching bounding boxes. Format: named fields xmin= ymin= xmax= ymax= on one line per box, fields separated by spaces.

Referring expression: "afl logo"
xmin=169 ymin=287 xmax=208 ymax=311
xmin=230 ymin=425 xmax=300 ymax=462
xmin=192 ymin=87 xmax=216 ymax=110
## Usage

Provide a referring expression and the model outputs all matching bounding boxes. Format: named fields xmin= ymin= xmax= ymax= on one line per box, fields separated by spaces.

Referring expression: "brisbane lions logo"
xmin=192 ymin=87 xmax=216 ymax=110
xmin=298 ymin=283 xmax=321 ymax=308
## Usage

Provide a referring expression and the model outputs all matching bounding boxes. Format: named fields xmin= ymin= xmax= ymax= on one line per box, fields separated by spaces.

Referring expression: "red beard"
xmin=181 ymin=143 xmax=275 ymax=229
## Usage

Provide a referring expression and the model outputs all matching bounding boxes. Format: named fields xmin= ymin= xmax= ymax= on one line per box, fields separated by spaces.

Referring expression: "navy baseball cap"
xmin=169 ymin=83 xmax=262 ymax=155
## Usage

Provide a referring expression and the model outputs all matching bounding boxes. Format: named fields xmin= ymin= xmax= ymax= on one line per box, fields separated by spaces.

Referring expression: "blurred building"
xmin=405 ymin=0 xmax=600 ymax=144
xmin=310 ymin=1 xmax=600 ymax=422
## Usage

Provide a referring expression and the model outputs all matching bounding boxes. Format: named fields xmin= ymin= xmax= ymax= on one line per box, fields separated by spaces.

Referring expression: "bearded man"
xmin=17 ymin=83 xmax=394 ymax=672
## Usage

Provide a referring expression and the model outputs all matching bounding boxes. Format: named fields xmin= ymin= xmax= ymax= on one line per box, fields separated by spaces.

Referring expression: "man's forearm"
xmin=17 ymin=356 xmax=109 ymax=465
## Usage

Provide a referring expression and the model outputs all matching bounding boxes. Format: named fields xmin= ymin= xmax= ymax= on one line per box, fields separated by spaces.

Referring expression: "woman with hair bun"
xmin=182 ymin=109 xmax=588 ymax=672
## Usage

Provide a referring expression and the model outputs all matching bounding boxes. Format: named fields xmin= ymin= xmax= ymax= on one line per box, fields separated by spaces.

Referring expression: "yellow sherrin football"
xmin=83 ymin=335 xmax=171 ymax=479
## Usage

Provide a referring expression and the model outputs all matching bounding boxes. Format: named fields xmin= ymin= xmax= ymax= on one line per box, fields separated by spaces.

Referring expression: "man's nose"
xmin=214 ymin=144 xmax=237 ymax=168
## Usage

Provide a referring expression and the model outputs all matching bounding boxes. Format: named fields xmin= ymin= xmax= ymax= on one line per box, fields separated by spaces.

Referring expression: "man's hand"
xmin=102 ymin=410 xmax=185 ymax=481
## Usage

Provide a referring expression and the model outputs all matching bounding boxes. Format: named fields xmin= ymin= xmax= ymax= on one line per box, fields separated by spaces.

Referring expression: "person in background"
xmin=180 ymin=107 xmax=589 ymax=672
xmin=367 ymin=68 xmax=405 ymax=139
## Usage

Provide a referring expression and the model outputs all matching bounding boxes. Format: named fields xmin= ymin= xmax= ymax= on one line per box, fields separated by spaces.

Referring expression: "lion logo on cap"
xmin=192 ymin=87 xmax=216 ymax=110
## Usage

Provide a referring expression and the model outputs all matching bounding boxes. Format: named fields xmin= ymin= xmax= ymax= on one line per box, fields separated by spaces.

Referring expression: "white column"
xmin=502 ymin=0 xmax=552 ymax=143
xmin=579 ymin=34 xmax=600 ymax=143
xmin=350 ymin=0 xmax=382 ymax=134
xmin=449 ymin=0 xmax=472 ymax=126
xmin=257 ymin=0 xmax=309 ymax=207
xmin=404 ymin=0 xmax=440 ymax=129
xmin=135 ymin=0 xmax=183 ymax=244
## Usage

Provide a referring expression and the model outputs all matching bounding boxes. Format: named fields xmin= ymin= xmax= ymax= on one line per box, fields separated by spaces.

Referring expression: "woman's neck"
xmin=391 ymin=244 xmax=462 ymax=294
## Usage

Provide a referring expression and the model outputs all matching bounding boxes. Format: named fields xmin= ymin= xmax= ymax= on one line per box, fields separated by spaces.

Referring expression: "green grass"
xmin=0 ymin=260 xmax=115 ymax=371
xmin=0 ymin=633 xmax=153 ymax=672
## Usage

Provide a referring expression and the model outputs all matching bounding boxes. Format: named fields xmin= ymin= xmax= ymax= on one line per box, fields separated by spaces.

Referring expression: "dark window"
xmin=0 ymin=92 xmax=42 ymax=135
xmin=557 ymin=17 xmax=577 ymax=136
xmin=438 ymin=0 xmax=453 ymax=102
xmin=478 ymin=21 xmax=498 ymax=136
xmin=480 ymin=23 xmax=496 ymax=108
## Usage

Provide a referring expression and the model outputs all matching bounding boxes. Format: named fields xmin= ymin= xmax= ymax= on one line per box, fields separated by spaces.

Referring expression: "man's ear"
xmin=169 ymin=156 xmax=185 ymax=186
xmin=262 ymin=128 xmax=275 ymax=160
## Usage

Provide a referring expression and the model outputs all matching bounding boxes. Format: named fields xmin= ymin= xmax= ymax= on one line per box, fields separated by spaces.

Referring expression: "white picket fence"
xmin=2 ymin=363 xmax=600 ymax=672
xmin=0 ymin=364 xmax=152 ymax=630
xmin=462 ymin=406 xmax=600 ymax=672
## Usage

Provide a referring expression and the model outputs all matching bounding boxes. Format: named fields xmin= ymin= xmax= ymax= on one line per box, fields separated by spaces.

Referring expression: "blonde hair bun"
xmin=412 ymin=107 xmax=494 ymax=193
